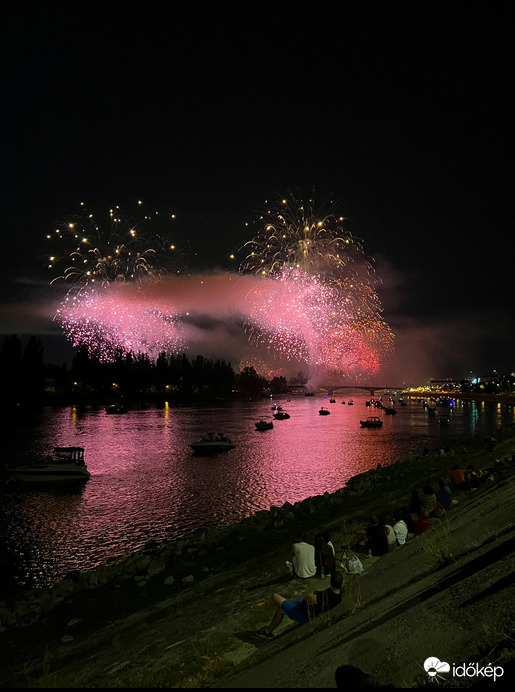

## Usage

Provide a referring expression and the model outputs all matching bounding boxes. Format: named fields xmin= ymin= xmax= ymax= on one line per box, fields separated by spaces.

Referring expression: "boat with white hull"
xmin=6 ymin=447 xmax=90 ymax=484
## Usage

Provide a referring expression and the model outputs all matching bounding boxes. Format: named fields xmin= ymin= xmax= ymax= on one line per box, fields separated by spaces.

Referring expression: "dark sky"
xmin=1 ymin=0 xmax=513 ymax=383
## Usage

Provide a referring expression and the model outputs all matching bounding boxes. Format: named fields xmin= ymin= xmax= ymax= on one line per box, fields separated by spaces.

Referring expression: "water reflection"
xmin=1 ymin=394 xmax=514 ymax=590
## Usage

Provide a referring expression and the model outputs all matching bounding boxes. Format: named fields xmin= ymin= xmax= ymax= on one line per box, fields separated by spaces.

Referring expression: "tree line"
xmin=0 ymin=334 xmax=290 ymax=409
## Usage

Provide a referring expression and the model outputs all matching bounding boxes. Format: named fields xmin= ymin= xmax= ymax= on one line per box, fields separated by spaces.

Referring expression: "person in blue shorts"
xmin=255 ymin=571 xmax=343 ymax=638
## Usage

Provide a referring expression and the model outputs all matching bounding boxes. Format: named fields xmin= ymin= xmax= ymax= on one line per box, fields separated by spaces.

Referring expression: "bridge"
xmin=288 ymin=384 xmax=407 ymax=397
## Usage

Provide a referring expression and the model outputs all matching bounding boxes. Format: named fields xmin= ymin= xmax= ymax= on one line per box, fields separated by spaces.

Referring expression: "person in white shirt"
xmin=392 ymin=511 xmax=408 ymax=546
xmin=382 ymin=517 xmax=397 ymax=552
xmin=286 ymin=533 xmax=316 ymax=578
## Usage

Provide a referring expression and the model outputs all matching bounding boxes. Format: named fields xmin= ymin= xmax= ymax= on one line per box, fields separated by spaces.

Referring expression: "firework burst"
xmin=238 ymin=190 xmax=394 ymax=381
xmin=47 ymin=201 xmax=187 ymax=291
xmin=55 ymin=284 xmax=185 ymax=362
xmin=48 ymin=202 xmax=188 ymax=361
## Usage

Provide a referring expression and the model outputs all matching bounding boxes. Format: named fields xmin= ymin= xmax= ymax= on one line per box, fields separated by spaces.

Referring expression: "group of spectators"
xmin=256 ymin=531 xmax=341 ymax=639
xmin=349 ymin=462 xmax=491 ymax=555
xmin=255 ymin=461 xmax=492 ymax=639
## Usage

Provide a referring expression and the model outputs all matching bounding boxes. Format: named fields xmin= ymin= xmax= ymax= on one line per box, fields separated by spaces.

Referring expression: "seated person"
xmin=382 ymin=516 xmax=397 ymax=552
xmin=420 ymin=485 xmax=437 ymax=518
xmin=436 ymin=478 xmax=453 ymax=510
xmin=314 ymin=533 xmax=336 ymax=577
xmin=449 ymin=464 xmax=470 ymax=490
xmin=350 ymin=515 xmax=388 ymax=556
xmin=392 ymin=511 xmax=408 ymax=545
xmin=256 ymin=571 xmax=344 ymax=638
xmin=467 ymin=465 xmax=482 ymax=488
xmin=323 ymin=532 xmax=336 ymax=558
xmin=409 ymin=489 xmax=422 ymax=516
xmin=287 ymin=533 xmax=316 ymax=578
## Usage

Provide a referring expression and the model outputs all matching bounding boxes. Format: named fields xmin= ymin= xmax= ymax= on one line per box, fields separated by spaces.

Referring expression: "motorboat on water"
xmin=5 ymin=446 xmax=91 ymax=484
xmin=319 ymin=407 xmax=331 ymax=415
xmin=347 ymin=399 xmax=354 ymax=405
xmin=273 ymin=410 xmax=291 ymax=420
xmin=255 ymin=420 xmax=274 ymax=431
xmin=384 ymin=406 xmax=397 ymax=415
xmin=360 ymin=416 xmax=383 ymax=428
xmin=190 ymin=433 xmax=236 ymax=453
xmin=105 ymin=403 xmax=128 ymax=414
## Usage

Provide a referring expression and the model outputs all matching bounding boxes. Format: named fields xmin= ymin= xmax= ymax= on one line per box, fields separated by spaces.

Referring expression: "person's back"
xmin=436 ymin=478 xmax=453 ymax=510
xmin=366 ymin=518 xmax=388 ymax=556
xmin=305 ymin=571 xmax=343 ymax=619
xmin=420 ymin=485 xmax=436 ymax=518
xmin=449 ymin=465 xmax=468 ymax=489
xmin=409 ymin=489 xmax=422 ymax=516
xmin=323 ymin=532 xmax=336 ymax=557
xmin=467 ymin=465 xmax=482 ymax=488
xmin=292 ymin=536 xmax=316 ymax=578
xmin=392 ymin=511 xmax=408 ymax=545
xmin=383 ymin=520 xmax=396 ymax=551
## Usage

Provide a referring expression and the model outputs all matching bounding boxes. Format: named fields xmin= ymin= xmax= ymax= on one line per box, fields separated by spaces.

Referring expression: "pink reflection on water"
xmin=3 ymin=395 xmax=514 ymax=590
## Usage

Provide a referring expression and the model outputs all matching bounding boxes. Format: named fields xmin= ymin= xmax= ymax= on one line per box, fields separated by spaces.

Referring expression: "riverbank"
xmin=0 ymin=425 xmax=514 ymax=688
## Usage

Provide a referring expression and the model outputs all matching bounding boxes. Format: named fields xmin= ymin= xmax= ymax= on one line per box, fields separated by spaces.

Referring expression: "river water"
xmin=1 ymin=392 xmax=514 ymax=591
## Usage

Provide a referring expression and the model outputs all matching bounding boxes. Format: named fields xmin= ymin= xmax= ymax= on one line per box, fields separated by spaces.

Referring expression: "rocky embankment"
xmin=0 ymin=425 xmax=514 ymax=688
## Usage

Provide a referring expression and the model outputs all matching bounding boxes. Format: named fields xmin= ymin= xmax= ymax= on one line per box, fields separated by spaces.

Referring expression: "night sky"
xmin=1 ymin=0 xmax=513 ymax=384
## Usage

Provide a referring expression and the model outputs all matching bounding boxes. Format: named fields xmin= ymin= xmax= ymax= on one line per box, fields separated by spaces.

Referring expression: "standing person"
xmin=256 ymin=571 xmax=344 ymax=638
xmin=286 ymin=532 xmax=316 ymax=578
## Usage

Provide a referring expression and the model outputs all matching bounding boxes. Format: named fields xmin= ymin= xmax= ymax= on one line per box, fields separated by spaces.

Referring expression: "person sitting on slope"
xmin=255 ymin=571 xmax=344 ymax=639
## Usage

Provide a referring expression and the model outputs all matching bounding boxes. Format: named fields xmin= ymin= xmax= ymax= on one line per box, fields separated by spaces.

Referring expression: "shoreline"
xmin=1 ymin=424 xmax=515 ymax=687
xmin=2 ymin=392 xmax=512 ymax=595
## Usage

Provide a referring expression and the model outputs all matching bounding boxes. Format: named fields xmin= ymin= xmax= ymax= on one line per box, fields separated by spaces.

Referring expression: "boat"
xmin=384 ymin=407 xmax=397 ymax=415
xmin=329 ymin=398 xmax=336 ymax=403
xmin=342 ymin=400 xmax=346 ymax=404
xmin=255 ymin=420 xmax=274 ymax=431
xmin=347 ymin=399 xmax=354 ymax=405
xmin=190 ymin=433 xmax=236 ymax=453
xmin=105 ymin=403 xmax=128 ymax=414
xmin=319 ymin=407 xmax=331 ymax=415
xmin=273 ymin=410 xmax=290 ymax=420
xmin=305 ymin=392 xmax=315 ymax=396
xmin=271 ymin=404 xmax=283 ymax=411
xmin=360 ymin=416 xmax=383 ymax=428
xmin=6 ymin=447 xmax=90 ymax=484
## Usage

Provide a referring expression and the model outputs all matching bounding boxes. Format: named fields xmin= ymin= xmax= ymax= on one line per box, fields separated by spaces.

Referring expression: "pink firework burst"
xmin=55 ymin=284 xmax=184 ymax=362
xmin=238 ymin=190 xmax=394 ymax=379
